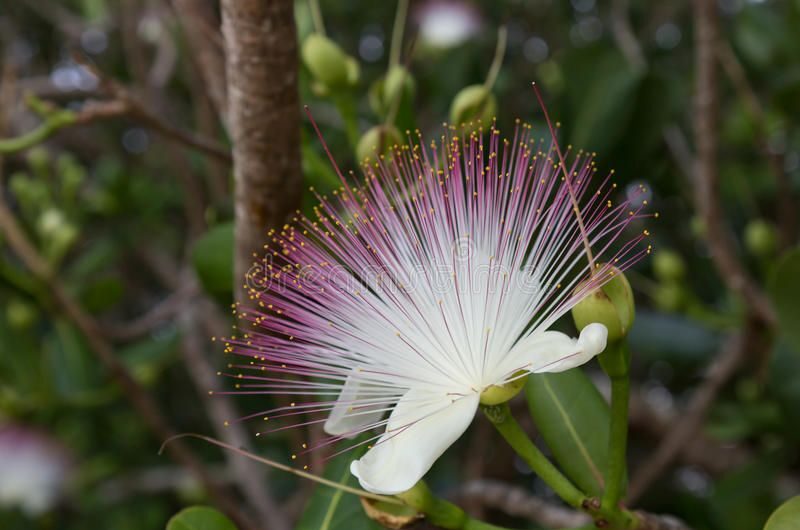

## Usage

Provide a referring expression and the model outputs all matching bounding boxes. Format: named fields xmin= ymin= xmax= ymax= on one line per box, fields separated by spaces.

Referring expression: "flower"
xmin=222 ymin=120 xmax=649 ymax=495
xmin=0 ymin=423 xmax=72 ymax=515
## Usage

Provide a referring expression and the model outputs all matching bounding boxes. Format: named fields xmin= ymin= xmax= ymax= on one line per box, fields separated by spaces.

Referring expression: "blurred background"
xmin=0 ymin=1 xmax=799 ymax=529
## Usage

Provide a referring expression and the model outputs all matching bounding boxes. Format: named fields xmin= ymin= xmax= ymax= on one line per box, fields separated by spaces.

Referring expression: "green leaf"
xmin=525 ymin=368 xmax=611 ymax=496
xmin=768 ymin=248 xmax=800 ymax=352
xmin=296 ymin=440 xmax=382 ymax=530
xmin=192 ymin=223 xmax=234 ymax=298
xmin=166 ymin=506 xmax=238 ymax=530
xmin=765 ymin=496 xmax=800 ymax=530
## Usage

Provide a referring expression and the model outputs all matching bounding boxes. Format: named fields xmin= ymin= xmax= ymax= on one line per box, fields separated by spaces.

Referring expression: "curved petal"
xmin=323 ymin=374 xmax=387 ymax=438
xmin=350 ymin=389 xmax=479 ymax=494
xmin=514 ymin=323 xmax=608 ymax=374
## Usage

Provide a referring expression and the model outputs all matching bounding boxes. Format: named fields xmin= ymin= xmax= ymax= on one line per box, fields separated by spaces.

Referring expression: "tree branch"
xmin=691 ymin=0 xmax=776 ymax=327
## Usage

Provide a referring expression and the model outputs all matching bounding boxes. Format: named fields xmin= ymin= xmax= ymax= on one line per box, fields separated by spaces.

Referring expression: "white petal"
xmin=350 ymin=389 xmax=479 ymax=494
xmin=515 ymin=323 xmax=608 ymax=374
xmin=323 ymin=374 xmax=386 ymax=438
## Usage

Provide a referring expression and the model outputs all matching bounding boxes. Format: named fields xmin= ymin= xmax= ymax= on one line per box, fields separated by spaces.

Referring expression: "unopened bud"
xmin=572 ymin=266 xmax=635 ymax=344
xmin=356 ymin=125 xmax=402 ymax=163
xmin=301 ymin=34 xmax=352 ymax=89
xmin=652 ymin=249 xmax=685 ymax=282
xmin=744 ymin=219 xmax=777 ymax=258
xmin=449 ymin=85 xmax=496 ymax=128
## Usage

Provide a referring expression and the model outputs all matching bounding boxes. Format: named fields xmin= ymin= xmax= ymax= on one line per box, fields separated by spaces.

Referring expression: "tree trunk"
xmin=221 ymin=0 xmax=303 ymax=303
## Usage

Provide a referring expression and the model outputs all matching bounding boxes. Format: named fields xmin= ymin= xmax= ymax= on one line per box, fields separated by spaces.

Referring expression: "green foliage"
xmin=764 ymin=496 xmax=800 ymax=530
xmin=166 ymin=507 xmax=239 ymax=530
xmin=525 ymin=368 xmax=611 ymax=497
xmin=768 ymin=248 xmax=800 ymax=352
xmin=192 ymin=223 xmax=235 ymax=299
xmin=296 ymin=442 xmax=381 ymax=530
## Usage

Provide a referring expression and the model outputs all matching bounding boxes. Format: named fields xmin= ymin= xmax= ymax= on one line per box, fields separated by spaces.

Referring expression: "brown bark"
xmin=220 ymin=0 xmax=303 ymax=302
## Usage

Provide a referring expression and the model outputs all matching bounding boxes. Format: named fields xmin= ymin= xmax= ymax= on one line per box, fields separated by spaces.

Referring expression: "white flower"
xmin=224 ymin=124 xmax=648 ymax=494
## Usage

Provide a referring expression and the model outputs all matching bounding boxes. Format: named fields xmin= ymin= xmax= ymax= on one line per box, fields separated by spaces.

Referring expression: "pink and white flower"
xmin=222 ymin=119 xmax=649 ymax=495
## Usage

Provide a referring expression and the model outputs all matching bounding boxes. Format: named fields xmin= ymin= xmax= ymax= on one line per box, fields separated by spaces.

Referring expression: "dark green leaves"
xmin=525 ymin=368 xmax=611 ymax=497
xmin=764 ymin=496 xmax=800 ymax=530
xmin=768 ymin=248 xmax=800 ymax=352
xmin=296 ymin=442 xmax=381 ymax=530
xmin=166 ymin=507 xmax=238 ymax=530
xmin=192 ymin=223 xmax=234 ymax=299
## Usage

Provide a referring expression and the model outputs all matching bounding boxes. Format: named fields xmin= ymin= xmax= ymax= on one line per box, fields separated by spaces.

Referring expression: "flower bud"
xmin=653 ymin=282 xmax=683 ymax=313
xmin=6 ymin=298 xmax=37 ymax=329
xmin=571 ymin=266 xmax=635 ymax=344
xmin=301 ymin=34 xmax=352 ymax=89
xmin=652 ymin=249 xmax=686 ymax=282
xmin=744 ymin=219 xmax=777 ymax=258
xmin=369 ymin=66 xmax=415 ymax=117
xmin=356 ymin=125 xmax=402 ymax=163
xmin=449 ymin=84 xmax=496 ymax=128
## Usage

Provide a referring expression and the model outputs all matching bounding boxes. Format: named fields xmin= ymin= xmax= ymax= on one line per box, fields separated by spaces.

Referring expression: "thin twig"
xmin=716 ymin=38 xmax=796 ymax=249
xmin=610 ymin=0 xmax=646 ymax=71
xmin=690 ymin=0 xmax=776 ymax=327
xmin=455 ymin=479 xmax=693 ymax=530
xmin=627 ymin=328 xmax=751 ymax=502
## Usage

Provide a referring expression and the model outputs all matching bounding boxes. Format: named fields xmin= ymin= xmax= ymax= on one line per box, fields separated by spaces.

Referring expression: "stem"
xmin=388 ymin=0 xmax=409 ymax=69
xmin=308 ymin=0 xmax=326 ymax=35
xmin=0 ymin=110 xmax=76 ymax=154
xmin=397 ymin=481 xmax=512 ymax=530
xmin=481 ymin=403 xmax=585 ymax=508
xmin=603 ymin=371 xmax=630 ymax=509
xmin=483 ymin=26 xmax=507 ymax=91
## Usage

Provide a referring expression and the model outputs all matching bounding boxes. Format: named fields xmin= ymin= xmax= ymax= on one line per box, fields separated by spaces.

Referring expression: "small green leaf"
xmin=765 ymin=496 xmax=800 ymax=530
xmin=166 ymin=506 xmax=238 ymax=530
xmin=525 ymin=368 xmax=611 ymax=496
xmin=768 ymin=248 xmax=800 ymax=352
xmin=296 ymin=440 xmax=382 ymax=530
xmin=192 ymin=223 xmax=234 ymax=298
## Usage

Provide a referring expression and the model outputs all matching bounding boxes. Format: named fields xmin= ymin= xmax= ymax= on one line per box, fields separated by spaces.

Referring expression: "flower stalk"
xmin=481 ymin=402 xmax=585 ymax=508
xmin=600 ymin=341 xmax=632 ymax=511
xmin=397 ymin=481 xmax=511 ymax=530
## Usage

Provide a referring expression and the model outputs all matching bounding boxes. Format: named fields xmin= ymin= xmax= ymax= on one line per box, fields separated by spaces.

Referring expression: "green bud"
xmin=652 ymin=249 xmax=686 ymax=282
xmin=571 ymin=266 xmax=635 ymax=344
xmin=345 ymin=57 xmax=360 ymax=86
xmin=6 ymin=298 xmax=37 ymax=329
xmin=449 ymin=84 xmax=497 ymax=128
xmin=368 ymin=66 xmax=415 ymax=118
xmin=744 ymin=219 xmax=777 ymax=258
xmin=653 ymin=282 xmax=684 ymax=313
xmin=479 ymin=372 xmax=527 ymax=405
xmin=26 ymin=146 xmax=50 ymax=178
xmin=301 ymin=34 xmax=352 ymax=89
xmin=356 ymin=125 xmax=402 ymax=163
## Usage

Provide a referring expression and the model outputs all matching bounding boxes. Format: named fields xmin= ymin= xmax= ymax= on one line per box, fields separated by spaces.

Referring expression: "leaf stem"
xmin=481 ymin=402 xmax=585 ymax=508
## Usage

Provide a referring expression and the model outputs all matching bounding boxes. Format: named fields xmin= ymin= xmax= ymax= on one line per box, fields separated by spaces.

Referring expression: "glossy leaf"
xmin=525 ymin=368 xmax=611 ymax=496
xmin=296 ymin=441 xmax=382 ymax=530
xmin=191 ymin=223 xmax=234 ymax=298
xmin=764 ymin=495 xmax=800 ymax=530
xmin=166 ymin=506 xmax=238 ymax=530
xmin=768 ymin=248 xmax=800 ymax=352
